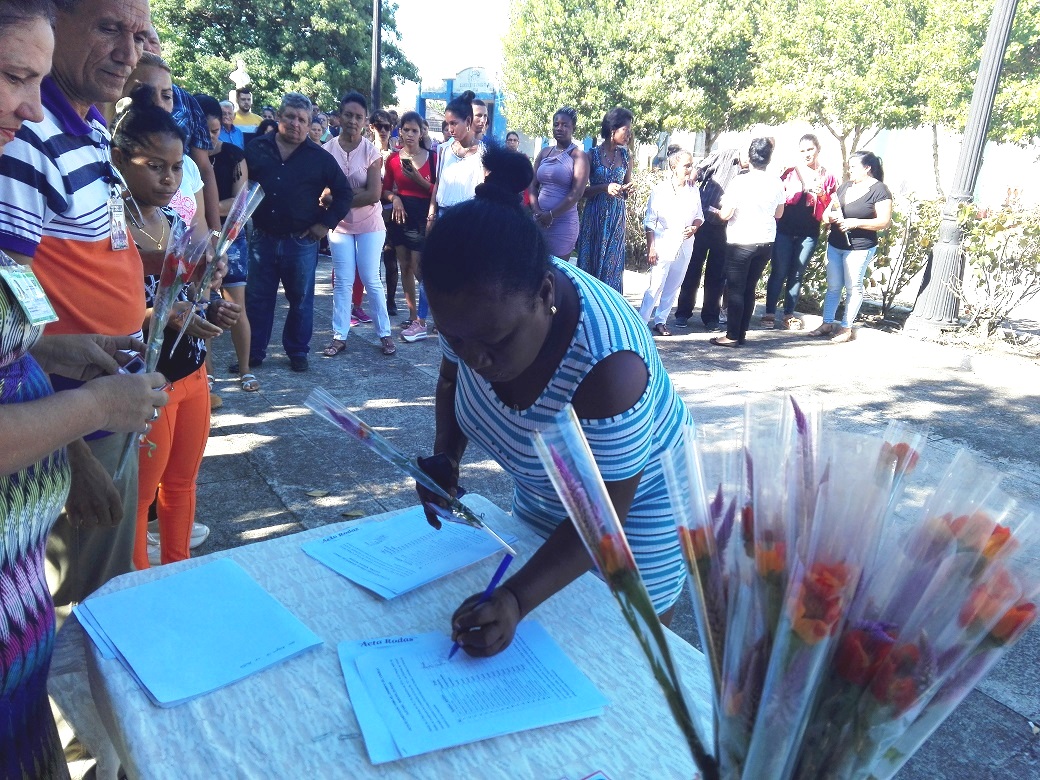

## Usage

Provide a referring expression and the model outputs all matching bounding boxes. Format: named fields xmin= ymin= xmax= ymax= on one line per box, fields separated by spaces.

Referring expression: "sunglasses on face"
xmin=372 ymin=123 xmax=391 ymax=131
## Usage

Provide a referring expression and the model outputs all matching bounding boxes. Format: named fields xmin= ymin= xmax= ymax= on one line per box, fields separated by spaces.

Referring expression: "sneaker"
xmin=190 ymin=522 xmax=210 ymax=549
xmin=290 ymin=356 xmax=309 ymax=372
xmin=147 ymin=542 xmax=161 ymax=566
xmin=675 ymin=317 xmax=689 ymax=327
xmin=350 ymin=315 xmax=359 ymax=327
xmin=401 ymin=321 xmax=428 ymax=342
xmin=352 ymin=305 xmax=372 ymax=324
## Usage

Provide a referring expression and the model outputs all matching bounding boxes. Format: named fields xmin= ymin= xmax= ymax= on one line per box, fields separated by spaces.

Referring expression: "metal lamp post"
xmin=370 ymin=0 xmax=382 ymax=109
xmin=905 ymin=0 xmax=1020 ymax=335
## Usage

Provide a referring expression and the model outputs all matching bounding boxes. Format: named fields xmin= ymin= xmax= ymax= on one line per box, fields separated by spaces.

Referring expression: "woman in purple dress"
xmin=529 ymin=107 xmax=588 ymax=258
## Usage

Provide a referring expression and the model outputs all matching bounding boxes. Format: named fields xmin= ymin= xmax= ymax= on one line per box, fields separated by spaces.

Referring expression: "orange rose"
xmin=870 ymin=643 xmax=921 ymax=714
xmin=597 ymin=533 xmax=636 ymax=578
xmin=790 ymin=562 xmax=850 ymax=645
xmin=677 ymin=525 xmax=712 ymax=561
xmin=947 ymin=511 xmax=995 ymax=551
xmin=756 ymin=539 xmax=786 ymax=577
xmin=981 ymin=523 xmax=1014 ymax=560
xmin=958 ymin=567 xmax=1019 ymax=629
xmin=834 ymin=627 xmax=894 ymax=686
xmin=880 ymin=442 xmax=920 ymax=474
xmin=989 ymin=601 xmax=1037 ymax=645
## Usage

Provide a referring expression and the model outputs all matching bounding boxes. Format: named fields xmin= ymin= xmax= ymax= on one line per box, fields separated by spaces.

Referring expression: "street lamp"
xmin=905 ymin=0 xmax=1020 ymax=335
xmin=370 ymin=0 xmax=382 ymax=110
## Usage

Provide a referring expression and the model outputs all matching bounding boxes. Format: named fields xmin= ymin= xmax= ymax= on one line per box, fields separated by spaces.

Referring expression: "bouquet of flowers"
xmin=114 ymin=223 xmax=210 ymax=478
xmin=538 ymin=396 xmax=1038 ymax=779
xmin=168 ymin=182 xmax=264 ymax=354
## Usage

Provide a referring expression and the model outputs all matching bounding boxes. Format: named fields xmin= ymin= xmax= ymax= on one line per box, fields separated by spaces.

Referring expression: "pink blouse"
xmin=323 ymin=136 xmax=384 ymax=235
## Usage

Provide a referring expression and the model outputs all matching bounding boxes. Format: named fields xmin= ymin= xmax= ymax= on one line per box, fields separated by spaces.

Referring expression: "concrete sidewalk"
xmin=191 ymin=261 xmax=1039 ymax=778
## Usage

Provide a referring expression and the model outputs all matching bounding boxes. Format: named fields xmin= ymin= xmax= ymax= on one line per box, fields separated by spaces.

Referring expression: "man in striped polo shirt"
xmin=0 ymin=0 xmax=152 ymax=616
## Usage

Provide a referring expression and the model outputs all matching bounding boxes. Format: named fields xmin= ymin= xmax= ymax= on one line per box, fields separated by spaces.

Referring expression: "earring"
xmin=550 ymin=305 xmax=558 ymax=315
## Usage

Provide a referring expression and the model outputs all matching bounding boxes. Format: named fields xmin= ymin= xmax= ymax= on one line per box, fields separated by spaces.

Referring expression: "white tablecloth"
xmin=50 ymin=496 xmax=713 ymax=779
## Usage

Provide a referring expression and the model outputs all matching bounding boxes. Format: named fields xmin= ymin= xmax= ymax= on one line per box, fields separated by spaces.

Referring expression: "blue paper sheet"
xmin=303 ymin=504 xmax=517 ymax=598
xmin=79 ymin=558 xmax=322 ymax=707
xmin=339 ymin=621 xmax=608 ymax=764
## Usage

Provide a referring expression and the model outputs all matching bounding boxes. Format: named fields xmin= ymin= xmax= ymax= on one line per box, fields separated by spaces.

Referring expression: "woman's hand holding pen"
xmin=451 ymin=586 xmax=522 ymax=658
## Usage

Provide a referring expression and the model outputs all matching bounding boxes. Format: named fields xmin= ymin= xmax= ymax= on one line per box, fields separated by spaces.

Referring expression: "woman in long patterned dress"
xmin=575 ymin=107 xmax=634 ymax=292
xmin=0 ymin=4 xmax=168 ymax=775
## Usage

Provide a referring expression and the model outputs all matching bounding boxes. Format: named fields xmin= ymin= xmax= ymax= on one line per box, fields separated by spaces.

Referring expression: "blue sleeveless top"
xmin=442 ymin=260 xmax=690 ymax=610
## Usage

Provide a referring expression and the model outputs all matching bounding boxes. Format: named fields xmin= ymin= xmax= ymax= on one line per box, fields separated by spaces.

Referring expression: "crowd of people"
xmin=0 ymin=0 xmax=895 ymax=775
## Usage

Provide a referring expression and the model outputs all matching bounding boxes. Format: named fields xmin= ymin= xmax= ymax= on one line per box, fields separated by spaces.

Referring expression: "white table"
xmin=50 ymin=495 xmax=713 ymax=779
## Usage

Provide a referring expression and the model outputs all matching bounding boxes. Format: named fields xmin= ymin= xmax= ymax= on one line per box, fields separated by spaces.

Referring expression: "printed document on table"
xmin=302 ymin=504 xmax=517 ymax=598
xmin=79 ymin=558 xmax=322 ymax=707
xmin=339 ymin=621 xmax=608 ymax=764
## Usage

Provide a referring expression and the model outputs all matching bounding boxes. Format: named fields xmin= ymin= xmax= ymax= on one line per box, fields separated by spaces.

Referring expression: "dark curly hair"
xmin=600 ymin=107 xmax=633 ymax=140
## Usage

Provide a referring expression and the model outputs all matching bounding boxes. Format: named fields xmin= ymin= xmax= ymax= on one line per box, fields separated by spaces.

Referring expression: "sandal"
xmin=830 ymin=327 xmax=854 ymax=344
xmin=240 ymin=373 xmax=260 ymax=392
xmin=380 ymin=336 xmax=397 ymax=356
xmin=652 ymin=323 xmax=672 ymax=337
xmin=322 ymin=339 xmax=346 ymax=357
xmin=709 ymin=336 xmax=740 ymax=348
xmin=207 ymin=374 xmax=215 ymax=391
xmin=807 ymin=323 xmax=834 ymax=337
xmin=761 ymin=314 xmax=775 ymax=327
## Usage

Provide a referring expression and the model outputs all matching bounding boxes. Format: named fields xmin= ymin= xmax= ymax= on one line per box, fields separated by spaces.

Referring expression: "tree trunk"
xmin=931 ymin=123 xmax=944 ymax=199
xmin=704 ymin=127 xmax=719 ymax=155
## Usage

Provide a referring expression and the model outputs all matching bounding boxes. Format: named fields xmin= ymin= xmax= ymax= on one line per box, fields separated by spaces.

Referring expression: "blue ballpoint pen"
xmin=448 ymin=553 xmax=515 ymax=659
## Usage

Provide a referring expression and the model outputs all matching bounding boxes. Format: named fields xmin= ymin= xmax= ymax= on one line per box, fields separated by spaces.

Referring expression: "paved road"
xmin=189 ymin=261 xmax=1039 ymax=778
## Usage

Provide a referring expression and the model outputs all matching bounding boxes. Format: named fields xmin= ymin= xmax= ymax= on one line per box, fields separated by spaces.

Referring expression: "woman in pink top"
xmin=323 ymin=91 xmax=395 ymax=356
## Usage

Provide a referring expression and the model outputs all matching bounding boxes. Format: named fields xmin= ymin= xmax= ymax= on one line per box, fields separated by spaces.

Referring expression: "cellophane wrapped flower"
xmin=533 ymin=405 xmax=717 ymax=779
xmin=113 ymin=222 xmax=210 ymax=480
xmin=657 ymin=396 xmax=1039 ymax=778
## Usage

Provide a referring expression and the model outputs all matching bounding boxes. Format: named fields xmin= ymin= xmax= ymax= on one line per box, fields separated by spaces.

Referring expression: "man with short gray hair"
xmin=243 ymin=93 xmax=352 ymax=372
xmin=219 ymin=99 xmax=244 ymax=148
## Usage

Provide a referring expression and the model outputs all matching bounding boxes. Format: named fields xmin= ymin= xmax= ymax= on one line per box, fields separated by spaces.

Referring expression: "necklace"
xmin=127 ymin=204 xmax=166 ymax=250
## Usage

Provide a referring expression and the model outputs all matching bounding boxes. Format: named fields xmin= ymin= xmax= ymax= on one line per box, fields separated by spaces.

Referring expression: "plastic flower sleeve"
xmin=662 ymin=424 xmax=728 ymax=713
xmin=533 ymin=404 xmax=717 ymax=779
xmin=742 ymin=431 xmax=894 ymax=780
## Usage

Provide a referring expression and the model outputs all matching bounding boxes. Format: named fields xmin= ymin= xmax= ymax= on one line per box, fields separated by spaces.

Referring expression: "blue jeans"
xmin=246 ymin=231 xmax=320 ymax=361
xmin=766 ymin=230 xmax=818 ymax=316
xmin=823 ymin=244 xmax=877 ymax=327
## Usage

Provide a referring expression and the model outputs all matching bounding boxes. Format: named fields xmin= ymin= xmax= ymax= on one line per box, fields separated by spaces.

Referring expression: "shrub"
xmin=952 ymin=203 xmax=1040 ymax=338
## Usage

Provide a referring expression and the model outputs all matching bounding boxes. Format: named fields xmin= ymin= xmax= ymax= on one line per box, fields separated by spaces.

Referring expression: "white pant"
xmin=639 ymin=245 xmax=693 ymax=325
xmin=329 ymin=229 xmax=390 ymax=338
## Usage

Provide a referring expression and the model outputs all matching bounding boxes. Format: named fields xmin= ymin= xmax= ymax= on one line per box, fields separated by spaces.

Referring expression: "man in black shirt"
xmin=245 ymin=92 xmax=352 ymax=372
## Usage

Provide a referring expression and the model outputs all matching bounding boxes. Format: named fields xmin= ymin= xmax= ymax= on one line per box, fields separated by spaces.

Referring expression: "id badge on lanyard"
xmin=109 ymin=182 xmax=129 ymax=251
xmin=0 ymin=251 xmax=58 ymax=325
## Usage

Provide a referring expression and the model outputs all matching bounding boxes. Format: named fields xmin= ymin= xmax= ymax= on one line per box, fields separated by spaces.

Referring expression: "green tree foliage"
xmin=503 ymin=0 xmax=632 ymax=140
xmin=151 ymin=0 xmax=418 ymax=110
xmin=503 ymin=0 xmax=1040 ymax=158
xmin=739 ymin=0 xmax=927 ymax=176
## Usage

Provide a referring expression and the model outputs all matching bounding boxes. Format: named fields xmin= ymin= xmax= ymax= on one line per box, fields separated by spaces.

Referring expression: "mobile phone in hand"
xmin=402 ymin=158 xmax=415 ymax=173
xmin=118 ymin=354 xmax=146 ymax=375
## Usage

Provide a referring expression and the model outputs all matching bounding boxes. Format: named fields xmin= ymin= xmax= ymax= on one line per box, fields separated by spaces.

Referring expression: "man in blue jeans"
xmin=244 ymin=92 xmax=352 ymax=372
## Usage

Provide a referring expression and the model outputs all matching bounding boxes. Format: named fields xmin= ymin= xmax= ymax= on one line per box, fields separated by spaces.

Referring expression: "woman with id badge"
xmin=0 ymin=3 xmax=168 ymax=774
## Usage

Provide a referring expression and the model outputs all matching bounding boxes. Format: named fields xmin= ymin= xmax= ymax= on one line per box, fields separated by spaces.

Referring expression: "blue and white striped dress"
xmin=444 ymin=260 xmax=691 ymax=611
